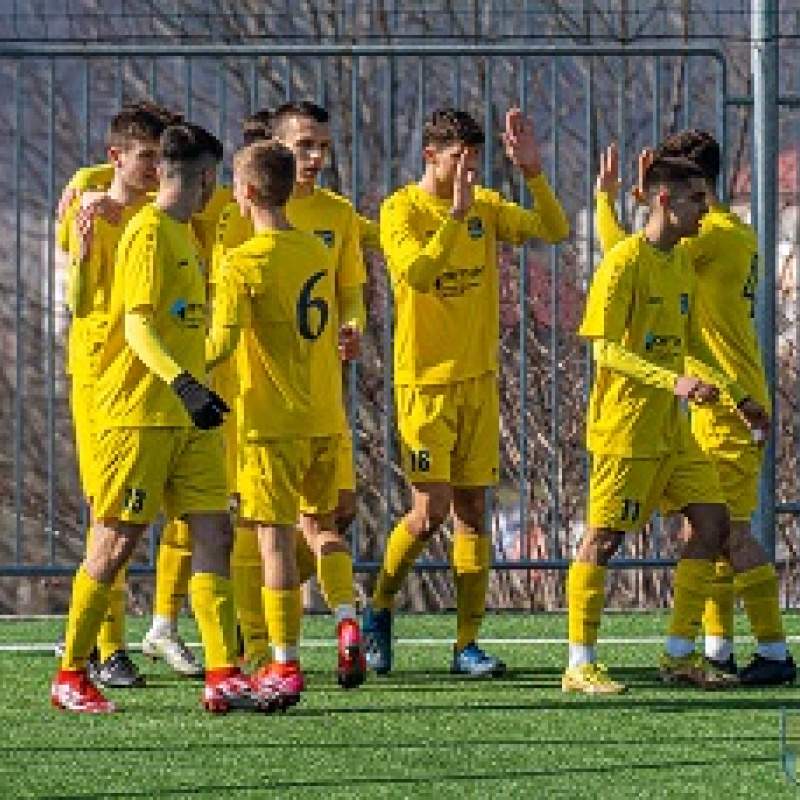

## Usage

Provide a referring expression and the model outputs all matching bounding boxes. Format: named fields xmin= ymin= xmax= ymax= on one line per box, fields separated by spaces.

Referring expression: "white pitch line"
xmin=4 ymin=635 xmax=800 ymax=653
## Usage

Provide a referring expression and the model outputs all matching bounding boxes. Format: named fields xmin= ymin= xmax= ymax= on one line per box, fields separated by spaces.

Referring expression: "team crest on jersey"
xmin=467 ymin=217 xmax=484 ymax=239
xmin=315 ymin=229 xmax=335 ymax=248
xmin=170 ymin=299 xmax=188 ymax=319
xmin=680 ymin=293 xmax=690 ymax=315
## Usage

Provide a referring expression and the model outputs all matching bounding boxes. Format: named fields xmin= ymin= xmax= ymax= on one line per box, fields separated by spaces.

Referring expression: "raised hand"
xmin=631 ymin=147 xmax=655 ymax=205
xmin=596 ymin=143 xmax=620 ymax=199
xmin=502 ymin=107 xmax=542 ymax=178
xmin=451 ymin=148 xmax=475 ymax=220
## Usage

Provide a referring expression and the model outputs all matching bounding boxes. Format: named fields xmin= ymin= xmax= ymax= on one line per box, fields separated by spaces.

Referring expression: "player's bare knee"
xmin=452 ymin=487 xmax=486 ymax=532
xmin=682 ymin=503 xmax=729 ymax=559
xmin=335 ymin=491 xmax=357 ymax=536
xmin=727 ymin=522 xmax=768 ymax=572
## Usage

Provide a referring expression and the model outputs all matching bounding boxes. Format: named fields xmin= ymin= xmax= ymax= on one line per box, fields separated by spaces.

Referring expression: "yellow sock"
xmin=189 ymin=572 xmax=238 ymax=671
xmin=668 ymin=559 xmax=715 ymax=640
xmin=702 ymin=559 xmax=735 ymax=640
xmin=317 ymin=550 xmax=355 ymax=612
xmin=262 ymin=587 xmax=303 ymax=650
xmin=231 ymin=527 xmax=270 ymax=663
xmin=373 ymin=519 xmax=427 ymax=611
xmin=296 ymin=535 xmax=318 ymax=585
xmin=97 ymin=566 xmax=127 ymax=662
xmin=452 ymin=532 xmax=491 ymax=650
xmin=154 ymin=519 xmax=193 ymax=619
xmin=567 ymin=562 xmax=606 ymax=644
xmin=62 ymin=565 xmax=112 ymax=671
xmin=735 ymin=563 xmax=785 ymax=643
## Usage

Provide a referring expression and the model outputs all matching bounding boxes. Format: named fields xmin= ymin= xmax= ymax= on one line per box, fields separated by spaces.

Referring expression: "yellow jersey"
xmin=211 ymin=188 xmax=368 ymax=409
xmin=596 ymin=194 xmax=768 ymax=448
xmin=65 ymin=162 xmax=230 ymax=266
xmin=94 ymin=205 xmax=208 ymax=429
xmin=380 ymin=174 xmax=569 ymax=385
xmin=579 ymin=232 xmax=697 ymax=457
xmin=215 ymin=229 xmax=342 ymax=440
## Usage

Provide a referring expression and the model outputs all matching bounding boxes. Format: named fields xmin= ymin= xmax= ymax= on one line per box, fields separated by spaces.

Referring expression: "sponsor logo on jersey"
xmin=467 ymin=217 xmax=484 ymax=239
xmin=315 ymin=229 xmax=335 ymax=248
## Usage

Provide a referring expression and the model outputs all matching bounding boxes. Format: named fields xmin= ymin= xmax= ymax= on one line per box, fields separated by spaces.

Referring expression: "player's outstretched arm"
xmin=497 ymin=107 xmax=569 ymax=245
xmin=206 ymin=278 xmax=245 ymax=372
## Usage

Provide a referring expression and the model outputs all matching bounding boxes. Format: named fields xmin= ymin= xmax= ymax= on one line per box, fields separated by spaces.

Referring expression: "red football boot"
xmin=336 ymin=618 xmax=367 ymax=689
xmin=202 ymin=667 xmax=262 ymax=713
xmin=253 ymin=661 xmax=305 ymax=711
xmin=51 ymin=669 xmax=117 ymax=714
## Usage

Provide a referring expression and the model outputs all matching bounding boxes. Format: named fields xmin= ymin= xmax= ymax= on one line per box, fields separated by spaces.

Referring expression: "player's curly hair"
xmin=233 ymin=140 xmax=295 ymax=207
xmin=422 ymin=108 xmax=485 ymax=148
xmin=243 ymin=109 xmax=274 ymax=146
xmin=656 ymin=129 xmax=720 ymax=184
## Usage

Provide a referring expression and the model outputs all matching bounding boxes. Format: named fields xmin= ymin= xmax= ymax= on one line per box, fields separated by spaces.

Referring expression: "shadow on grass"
xmin=36 ymin=754 xmax=777 ymax=798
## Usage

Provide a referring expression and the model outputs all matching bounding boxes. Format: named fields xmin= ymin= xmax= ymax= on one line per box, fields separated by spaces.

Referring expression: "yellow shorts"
xmin=704 ymin=443 xmax=763 ymax=522
xmin=70 ymin=377 xmax=96 ymax=499
xmin=588 ymin=442 xmax=724 ymax=532
xmin=93 ymin=427 xmax=228 ymax=524
xmin=396 ymin=373 xmax=499 ymax=487
xmin=336 ymin=428 xmax=356 ymax=494
xmin=238 ymin=436 xmax=339 ymax=525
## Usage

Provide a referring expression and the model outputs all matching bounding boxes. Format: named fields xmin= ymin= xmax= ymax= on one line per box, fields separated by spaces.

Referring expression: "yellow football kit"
xmin=580 ymin=232 xmax=747 ymax=530
xmin=380 ymin=174 xmax=568 ymax=485
xmin=64 ymin=163 xmax=231 ymax=266
xmin=213 ymin=228 xmax=343 ymax=524
xmin=212 ymin=188 xmax=367 ymax=494
xmin=62 ymin=201 xmax=143 ymax=498
xmin=596 ymin=194 xmax=767 ymax=520
xmin=92 ymin=204 xmax=227 ymax=523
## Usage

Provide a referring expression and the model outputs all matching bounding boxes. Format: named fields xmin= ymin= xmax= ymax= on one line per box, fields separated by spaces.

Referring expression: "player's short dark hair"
xmin=159 ymin=124 xmax=223 ymax=164
xmin=242 ymin=109 xmax=274 ymax=145
xmin=270 ymin=101 xmax=329 ymax=134
xmin=657 ymin=129 xmax=721 ymax=183
xmin=642 ymin=154 xmax=704 ymax=195
xmin=233 ymin=141 xmax=295 ymax=207
xmin=106 ymin=103 xmax=171 ymax=150
xmin=422 ymin=108 xmax=485 ymax=148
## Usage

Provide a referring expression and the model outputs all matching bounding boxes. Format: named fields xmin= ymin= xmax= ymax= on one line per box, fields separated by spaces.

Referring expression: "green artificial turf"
xmin=1 ymin=613 xmax=798 ymax=799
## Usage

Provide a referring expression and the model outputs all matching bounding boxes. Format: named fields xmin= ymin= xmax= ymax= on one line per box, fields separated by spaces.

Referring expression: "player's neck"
xmin=107 ymin=175 xmax=144 ymax=208
xmin=292 ymin=181 xmax=316 ymax=199
xmin=418 ymin=168 xmax=453 ymax=201
xmin=643 ymin=217 xmax=681 ymax=253
xmin=154 ymin=185 xmax=196 ymax=224
xmin=250 ymin=205 xmax=293 ymax=233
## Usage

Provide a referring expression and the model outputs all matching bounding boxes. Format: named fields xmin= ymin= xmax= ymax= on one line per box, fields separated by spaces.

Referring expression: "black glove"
xmin=171 ymin=371 xmax=230 ymax=430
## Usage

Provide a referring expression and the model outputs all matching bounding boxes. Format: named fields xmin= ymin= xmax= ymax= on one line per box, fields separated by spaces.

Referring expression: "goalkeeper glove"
xmin=171 ymin=372 xmax=229 ymax=430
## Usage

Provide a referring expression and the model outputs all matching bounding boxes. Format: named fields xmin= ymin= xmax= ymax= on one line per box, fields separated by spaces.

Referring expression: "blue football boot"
xmin=362 ymin=604 xmax=392 ymax=674
xmin=451 ymin=643 xmax=506 ymax=677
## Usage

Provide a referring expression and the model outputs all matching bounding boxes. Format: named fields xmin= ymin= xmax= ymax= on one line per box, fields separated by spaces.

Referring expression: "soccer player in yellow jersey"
xmin=564 ymin=155 xmax=772 ymax=695
xmin=51 ymin=124 xmax=262 ymax=714
xmin=364 ymin=107 xmax=569 ymax=675
xmin=57 ymin=104 xmax=173 ymax=688
xmin=55 ymin=103 xmax=223 ymax=676
xmin=206 ymin=140 xmax=344 ymax=708
xmin=594 ymin=132 xmax=794 ymax=686
xmin=212 ymin=103 xmax=370 ymax=686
